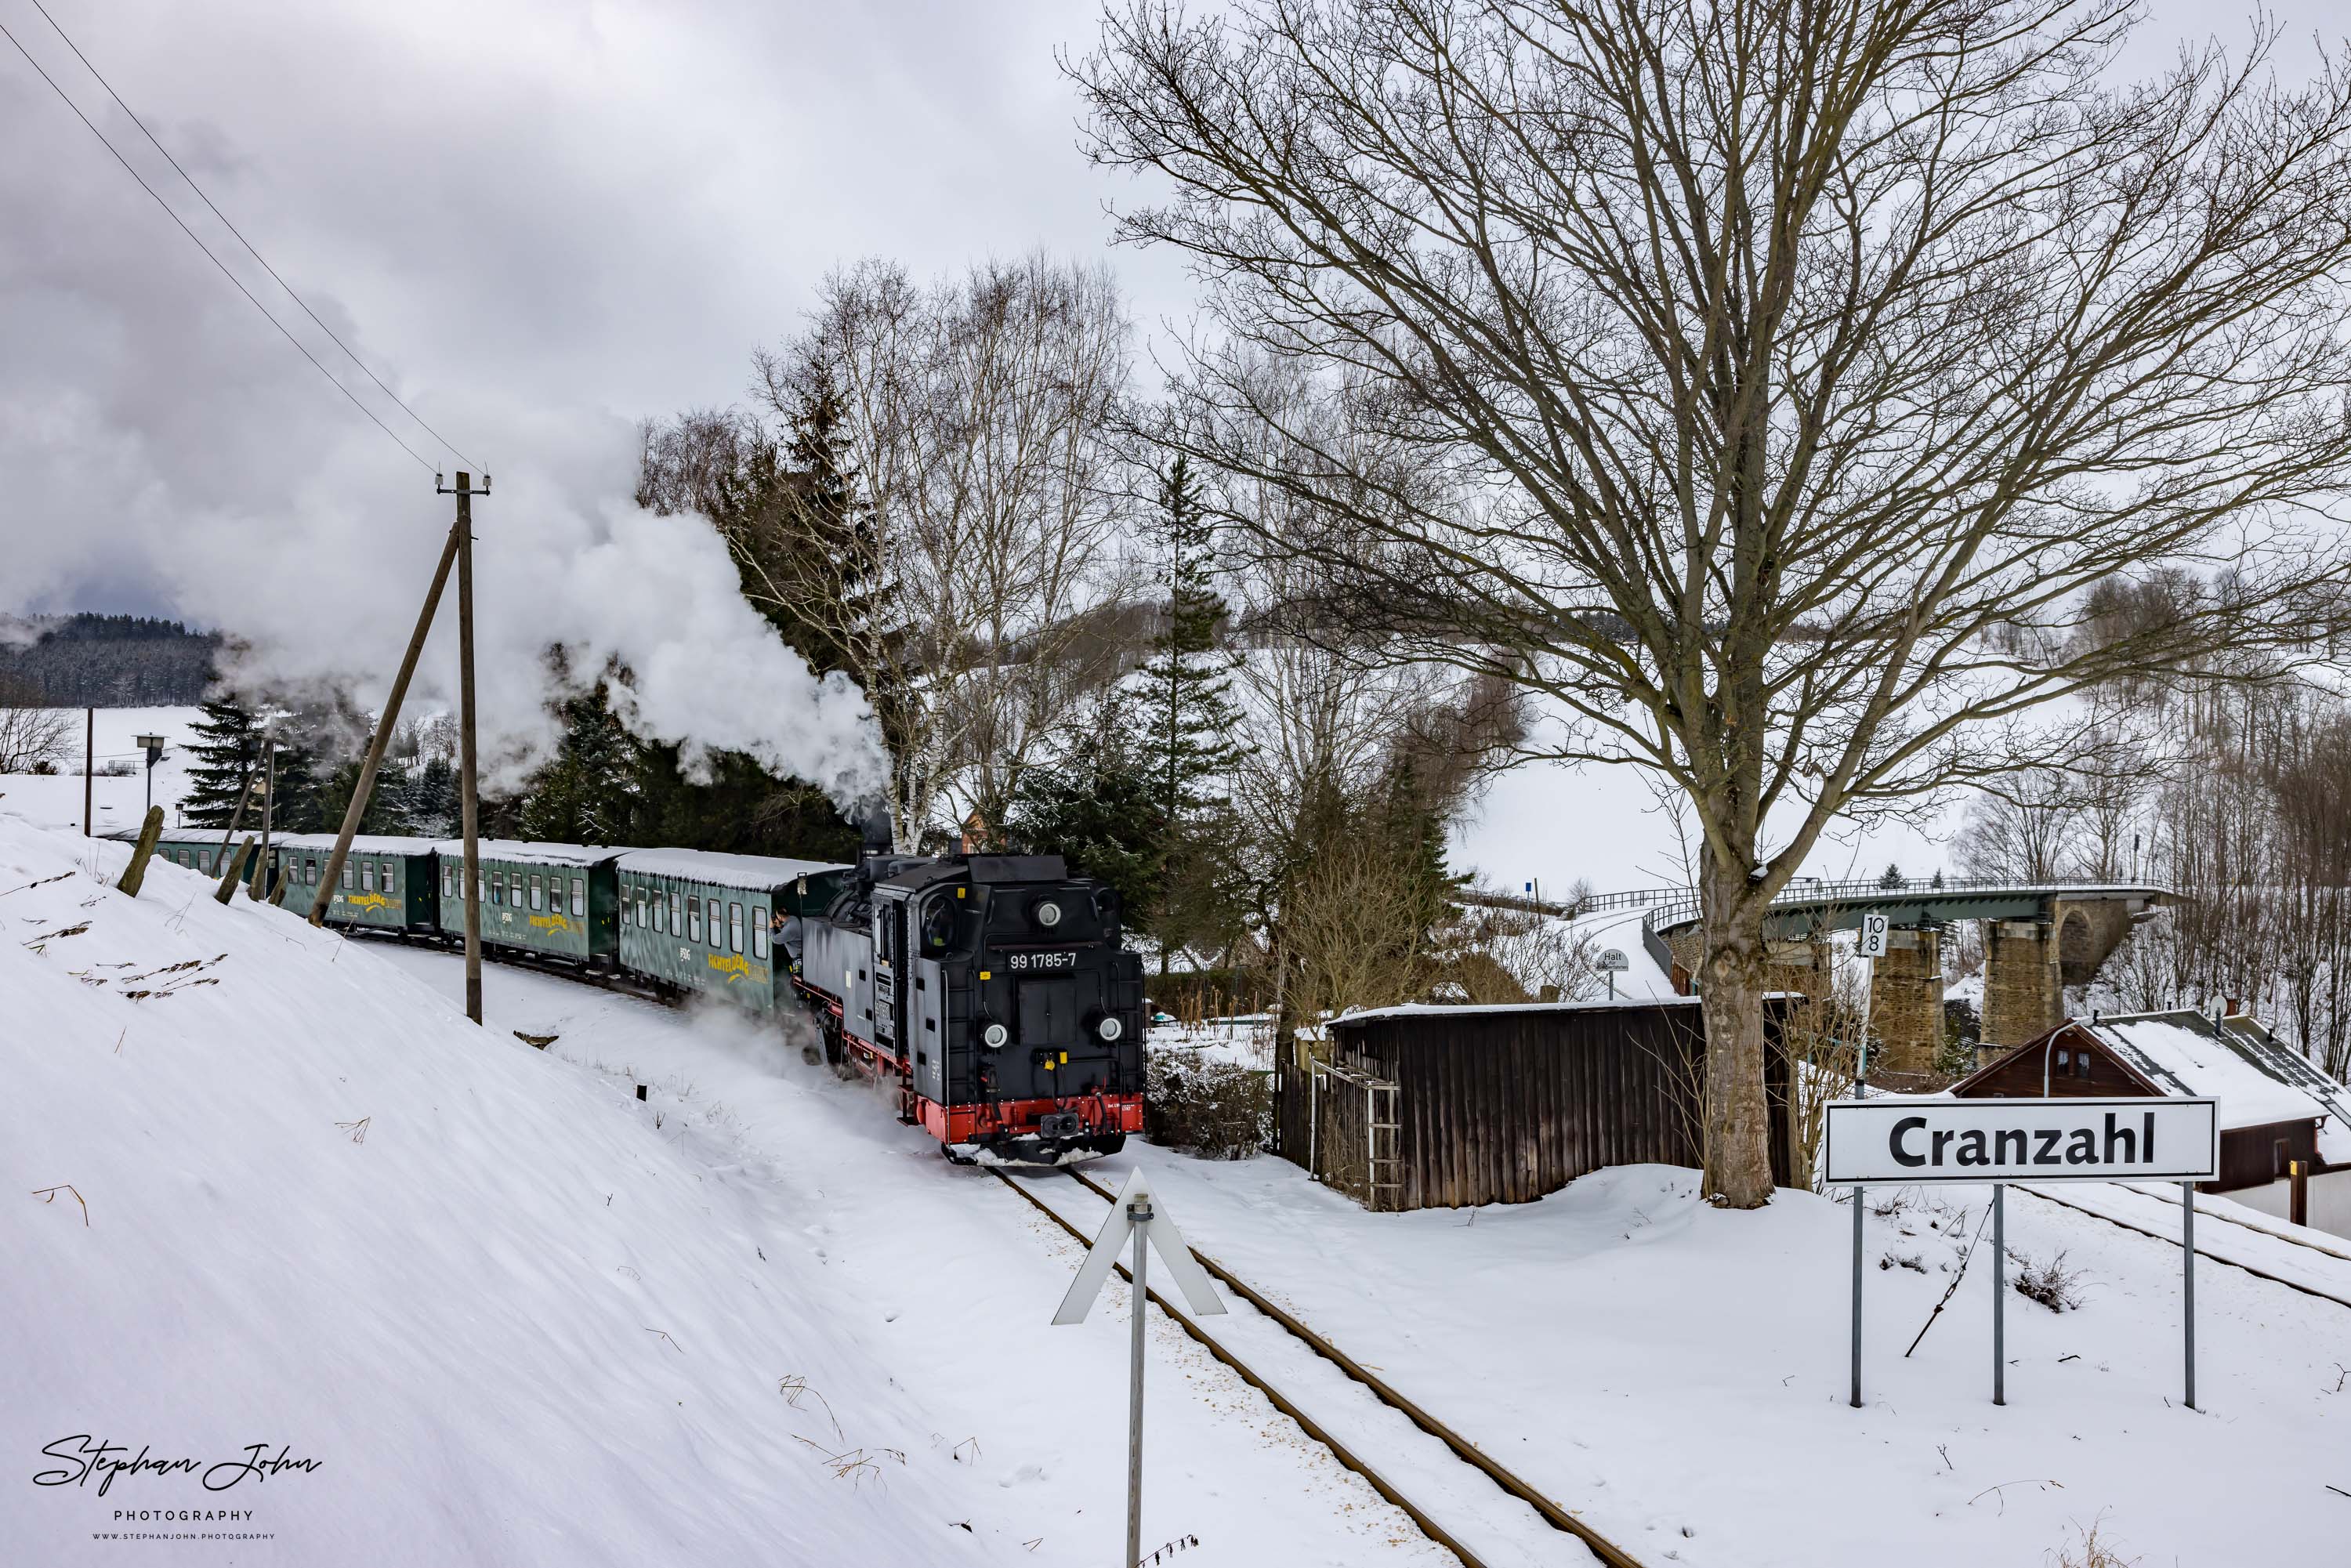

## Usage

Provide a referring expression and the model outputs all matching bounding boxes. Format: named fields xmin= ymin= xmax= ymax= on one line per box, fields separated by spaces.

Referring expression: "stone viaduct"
xmin=1630 ymin=878 xmax=2168 ymax=1075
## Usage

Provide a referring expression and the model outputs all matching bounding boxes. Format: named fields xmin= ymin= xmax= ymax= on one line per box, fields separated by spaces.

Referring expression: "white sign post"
xmin=1052 ymin=1168 xmax=1225 ymax=1568
xmin=1597 ymin=947 xmax=1628 ymax=999
xmin=1824 ymin=1096 xmax=2218 ymax=1410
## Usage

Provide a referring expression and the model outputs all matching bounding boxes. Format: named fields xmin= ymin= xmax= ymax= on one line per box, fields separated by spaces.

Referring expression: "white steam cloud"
xmin=203 ymin=417 xmax=886 ymax=807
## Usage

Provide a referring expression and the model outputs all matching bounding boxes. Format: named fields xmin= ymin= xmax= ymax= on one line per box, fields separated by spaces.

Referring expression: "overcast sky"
xmin=0 ymin=0 xmax=2338 ymax=782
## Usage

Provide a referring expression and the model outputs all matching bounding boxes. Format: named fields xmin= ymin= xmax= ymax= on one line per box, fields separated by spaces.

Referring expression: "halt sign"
xmin=1824 ymin=1096 xmax=2218 ymax=1185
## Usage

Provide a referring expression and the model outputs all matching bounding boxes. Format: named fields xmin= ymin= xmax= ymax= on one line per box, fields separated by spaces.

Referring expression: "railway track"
xmin=2011 ymin=1182 xmax=2351 ymax=1312
xmin=991 ymin=1166 xmax=1644 ymax=1568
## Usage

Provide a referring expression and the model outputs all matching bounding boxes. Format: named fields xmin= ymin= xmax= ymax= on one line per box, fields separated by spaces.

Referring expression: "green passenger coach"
xmin=435 ymin=841 xmax=621 ymax=964
xmin=611 ymin=848 xmax=848 ymax=1012
xmin=266 ymin=833 xmax=440 ymax=930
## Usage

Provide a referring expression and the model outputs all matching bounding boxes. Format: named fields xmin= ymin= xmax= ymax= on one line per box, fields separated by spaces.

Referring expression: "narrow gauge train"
xmin=136 ymin=827 xmax=1144 ymax=1164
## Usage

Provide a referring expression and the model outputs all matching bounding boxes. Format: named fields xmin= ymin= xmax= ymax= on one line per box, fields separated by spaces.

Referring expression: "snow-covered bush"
xmin=1145 ymin=1049 xmax=1270 ymax=1159
xmin=2012 ymin=1249 xmax=2087 ymax=1312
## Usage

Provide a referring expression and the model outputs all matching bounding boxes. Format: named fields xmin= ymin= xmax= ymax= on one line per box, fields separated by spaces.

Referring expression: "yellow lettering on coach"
xmin=528 ymin=913 xmax=572 ymax=934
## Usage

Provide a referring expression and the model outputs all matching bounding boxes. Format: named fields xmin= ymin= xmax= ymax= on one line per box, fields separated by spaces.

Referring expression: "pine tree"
xmin=180 ymin=693 xmax=261 ymax=827
xmin=1136 ymin=455 xmax=1248 ymax=967
xmin=1004 ymin=730 xmax=1163 ymax=925
xmin=518 ymin=682 xmax=641 ymax=846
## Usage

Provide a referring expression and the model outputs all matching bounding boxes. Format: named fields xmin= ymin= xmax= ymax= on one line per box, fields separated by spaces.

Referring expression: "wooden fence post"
xmin=214 ymin=836 xmax=255 ymax=905
xmin=115 ymin=806 xmax=165 ymax=898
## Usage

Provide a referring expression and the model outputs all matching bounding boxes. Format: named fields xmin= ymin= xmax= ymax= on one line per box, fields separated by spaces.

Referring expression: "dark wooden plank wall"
xmin=1318 ymin=1002 xmax=1791 ymax=1211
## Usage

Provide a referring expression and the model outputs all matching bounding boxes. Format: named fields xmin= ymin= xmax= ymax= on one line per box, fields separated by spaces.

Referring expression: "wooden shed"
xmin=1284 ymin=997 xmax=1793 ymax=1211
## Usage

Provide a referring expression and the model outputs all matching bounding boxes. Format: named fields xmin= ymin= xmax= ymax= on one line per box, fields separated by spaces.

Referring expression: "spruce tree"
xmin=180 ymin=693 xmax=260 ymax=827
xmin=1136 ymin=455 xmax=1248 ymax=967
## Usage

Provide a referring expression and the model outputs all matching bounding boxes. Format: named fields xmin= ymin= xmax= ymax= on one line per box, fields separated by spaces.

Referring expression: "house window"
xmin=2075 ymin=1050 xmax=2091 ymax=1080
xmin=570 ymin=878 xmax=585 ymax=918
xmin=689 ymin=899 xmax=704 ymax=943
xmin=730 ymin=902 xmax=744 ymax=954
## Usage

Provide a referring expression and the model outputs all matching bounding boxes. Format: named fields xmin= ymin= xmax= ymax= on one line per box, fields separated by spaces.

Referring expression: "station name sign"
xmin=1823 ymin=1096 xmax=2219 ymax=1185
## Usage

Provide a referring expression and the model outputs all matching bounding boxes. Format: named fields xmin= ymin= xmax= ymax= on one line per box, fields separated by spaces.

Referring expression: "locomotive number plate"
xmin=1005 ymin=950 xmax=1078 ymax=972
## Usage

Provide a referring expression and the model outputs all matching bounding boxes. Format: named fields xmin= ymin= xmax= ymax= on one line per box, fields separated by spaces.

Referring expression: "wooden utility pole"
xmin=448 ymin=471 xmax=487 ymax=1025
xmin=307 ymin=511 xmax=465 ymax=928
xmin=251 ymin=737 xmax=276 ymax=902
xmin=82 ymin=707 xmax=92 ymax=836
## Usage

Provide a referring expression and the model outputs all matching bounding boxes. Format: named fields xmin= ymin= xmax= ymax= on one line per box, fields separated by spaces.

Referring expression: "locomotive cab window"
xmin=922 ymin=897 xmax=956 ymax=954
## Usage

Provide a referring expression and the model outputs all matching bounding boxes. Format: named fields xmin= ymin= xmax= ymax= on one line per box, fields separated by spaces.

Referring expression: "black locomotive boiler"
xmin=796 ymin=852 xmax=1145 ymax=1164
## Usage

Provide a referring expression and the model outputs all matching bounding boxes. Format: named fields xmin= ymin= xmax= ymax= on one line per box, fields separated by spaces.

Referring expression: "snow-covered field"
xmin=11 ymin=739 xmax=2349 ymax=1566
xmin=0 ymin=705 xmax=207 ymax=838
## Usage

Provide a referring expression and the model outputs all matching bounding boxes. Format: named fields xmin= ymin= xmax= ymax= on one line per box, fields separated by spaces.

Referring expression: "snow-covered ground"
xmin=1 ymin=813 xmax=1462 ymax=1566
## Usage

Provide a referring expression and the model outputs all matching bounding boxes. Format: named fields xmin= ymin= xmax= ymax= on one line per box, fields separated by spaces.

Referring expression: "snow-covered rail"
xmin=996 ymin=1166 xmax=1646 ymax=1568
xmin=2011 ymin=1183 xmax=2351 ymax=1311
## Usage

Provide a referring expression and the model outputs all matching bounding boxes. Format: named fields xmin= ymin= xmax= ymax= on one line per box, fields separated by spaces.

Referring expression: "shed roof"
xmin=613 ymin=847 xmax=846 ymax=889
xmin=1335 ymin=994 xmax=1708 ymax=1026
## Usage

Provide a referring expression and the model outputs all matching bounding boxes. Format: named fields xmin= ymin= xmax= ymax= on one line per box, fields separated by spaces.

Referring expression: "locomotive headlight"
xmin=1034 ymin=899 xmax=1063 ymax=929
xmin=1097 ymin=1016 xmax=1124 ymax=1042
xmin=983 ymin=1022 xmax=1009 ymax=1048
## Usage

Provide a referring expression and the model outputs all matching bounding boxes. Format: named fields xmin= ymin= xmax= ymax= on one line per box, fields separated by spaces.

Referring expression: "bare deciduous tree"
xmin=0 ymin=677 xmax=72 ymax=773
xmin=757 ymin=254 xmax=1137 ymax=849
xmin=1074 ymin=0 xmax=2351 ymax=1204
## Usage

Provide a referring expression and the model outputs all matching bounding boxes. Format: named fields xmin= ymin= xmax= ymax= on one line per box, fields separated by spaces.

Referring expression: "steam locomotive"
xmin=797 ymin=851 xmax=1146 ymax=1164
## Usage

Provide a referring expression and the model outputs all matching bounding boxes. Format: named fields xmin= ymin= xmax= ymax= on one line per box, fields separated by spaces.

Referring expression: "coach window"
xmin=751 ymin=908 xmax=769 ymax=960
xmin=384 ymin=862 xmax=398 ymax=890
xmin=668 ymin=890 xmax=681 ymax=932
xmin=307 ymin=857 xmax=319 ymax=884
xmin=653 ymin=889 xmax=667 ymax=932
xmin=707 ymin=897 xmax=722 ymax=944
xmin=341 ymin=862 xmax=354 ymax=890
xmin=636 ymin=893 xmax=649 ymax=929
xmin=730 ymin=902 xmax=744 ymax=954
xmin=527 ymin=875 xmax=542 ymax=912
xmin=688 ymin=898 xmax=704 ymax=943
xmin=570 ymin=878 xmax=585 ymax=918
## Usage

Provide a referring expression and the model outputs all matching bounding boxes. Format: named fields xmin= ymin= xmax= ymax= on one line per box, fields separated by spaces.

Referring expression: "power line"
xmin=0 ymin=16 xmax=435 ymax=471
xmin=28 ymin=0 xmax=481 ymax=473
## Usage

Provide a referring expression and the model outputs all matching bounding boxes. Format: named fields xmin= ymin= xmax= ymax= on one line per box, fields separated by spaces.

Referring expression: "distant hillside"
xmin=0 ymin=614 xmax=219 ymax=706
